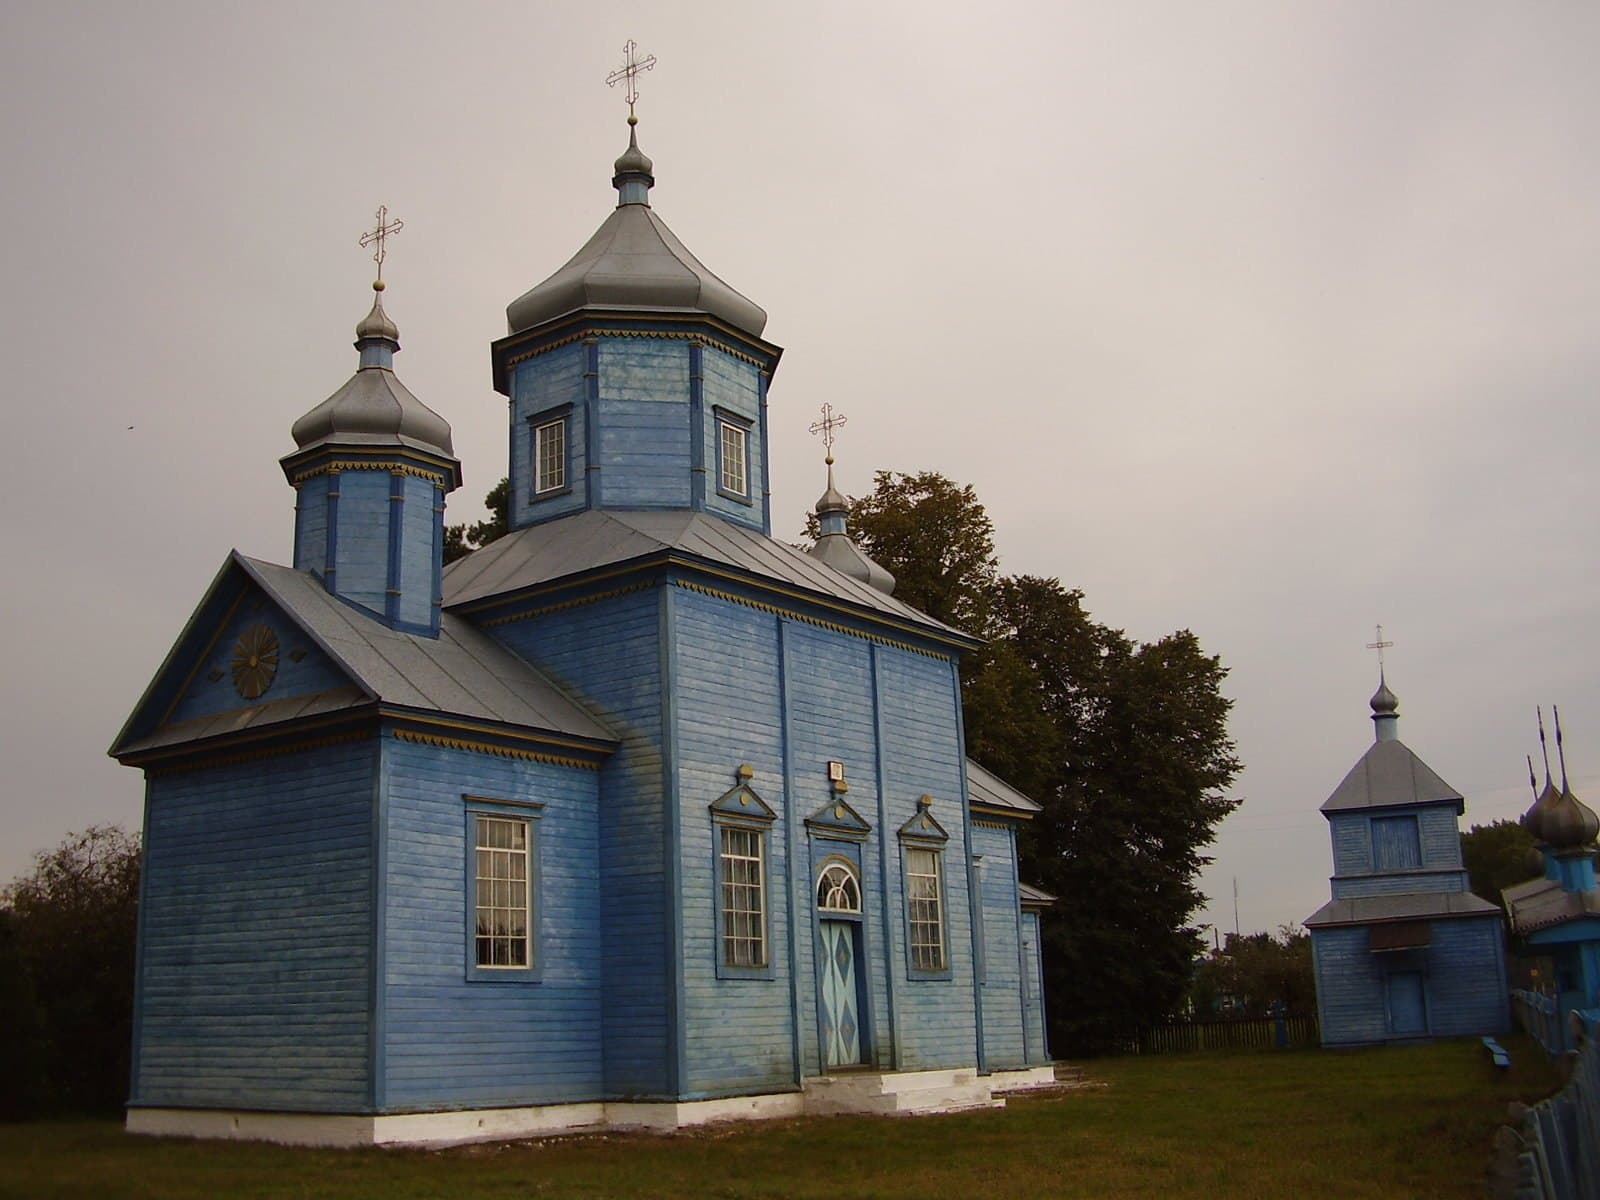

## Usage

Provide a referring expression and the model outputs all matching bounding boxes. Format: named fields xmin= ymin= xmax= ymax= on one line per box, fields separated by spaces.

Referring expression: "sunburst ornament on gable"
xmin=230 ymin=624 xmax=280 ymax=700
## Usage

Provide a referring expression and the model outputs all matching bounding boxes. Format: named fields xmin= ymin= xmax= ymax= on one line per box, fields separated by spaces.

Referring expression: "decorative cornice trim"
xmin=971 ymin=804 xmax=1034 ymax=824
xmin=144 ymin=730 xmax=370 ymax=777
xmin=501 ymin=323 xmax=774 ymax=373
xmin=288 ymin=460 xmax=448 ymax=486
xmin=672 ymin=578 xmax=950 ymax=660
xmin=392 ymin=727 xmax=600 ymax=770
xmin=477 ymin=580 xmax=657 ymax=628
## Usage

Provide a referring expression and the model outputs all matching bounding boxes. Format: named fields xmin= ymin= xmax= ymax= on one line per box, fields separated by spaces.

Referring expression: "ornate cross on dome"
xmin=809 ymin=403 xmax=848 ymax=463
xmin=606 ymin=40 xmax=657 ymax=122
xmin=359 ymin=205 xmax=404 ymax=288
xmin=1365 ymin=624 xmax=1393 ymax=669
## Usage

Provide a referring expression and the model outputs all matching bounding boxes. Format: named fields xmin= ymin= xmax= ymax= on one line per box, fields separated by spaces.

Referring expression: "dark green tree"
xmin=1461 ymin=819 xmax=1541 ymax=911
xmin=2 ymin=825 xmax=142 ymax=1115
xmin=827 ymin=473 xmax=1241 ymax=1055
xmin=1188 ymin=926 xmax=1315 ymax=1019
xmin=443 ymin=477 xmax=510 ymax=564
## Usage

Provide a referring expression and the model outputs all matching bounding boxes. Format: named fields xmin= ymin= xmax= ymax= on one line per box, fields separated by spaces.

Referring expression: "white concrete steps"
xmin=803 ymin=1067 xmax=1005 ymax=1117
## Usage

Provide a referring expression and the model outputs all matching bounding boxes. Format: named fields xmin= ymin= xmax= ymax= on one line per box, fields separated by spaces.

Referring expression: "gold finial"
xmin=808 ymin=403 xmax=848 ymax=466
xmin=358 ymin=205 xmax=404 ymax=290
xmin=1365 ymin=624 xmax=1393 ymax=671
xmin=606 ymin=39 xmax=657 ymax=124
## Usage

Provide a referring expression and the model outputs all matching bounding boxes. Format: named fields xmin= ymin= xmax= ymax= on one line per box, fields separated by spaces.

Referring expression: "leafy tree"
xmin=1188 ymin=926 xmax=1316 ymax=1019
xmin=443 ymin=477 xmax=510 ymax=564
xmin=1 ymin=825 xmax=142 ymax=1115
xmin=1461 ymin=819 xmax=1541 ymax=911
xmin=830 ymin=473 xmax=1241 ymax=1055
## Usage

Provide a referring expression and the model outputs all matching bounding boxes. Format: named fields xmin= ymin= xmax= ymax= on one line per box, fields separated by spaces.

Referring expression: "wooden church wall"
xmin=1328 ymin=807 xmax=1463 ymax=880
xmin=510 ymin=343 xmax=588 ymax=529
xmin=596 ymin=340 xmax=691 ymax=510
xmin=133 ymin=738 xmax=375 ymax=1111
xmin=1310 ymin=926 xmax=1389 ymax=1045
xmin=972 ymin=821 xmax=1026 ymax=1070
xmin=1333 ymin=871 xmax=1468 ymax=900
xmin=1424 ymin=919 xmax=1509 ymax=1036
xmin=487 ymin=588 xmax=672 ymax=1099
xmin=697 ymin=344 xmax=765 ymax=532
xmin=671 ymin=588 xmax=797 ymax=1096
xmin=378 ymin=738 xmax=603 ymax=1111
xmin=1021 ymin=911 xmax=1048 ymax=1064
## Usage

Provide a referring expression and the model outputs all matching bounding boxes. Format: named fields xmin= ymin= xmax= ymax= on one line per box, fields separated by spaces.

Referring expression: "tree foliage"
xmin=834 ymin=471 xmax=1242 ymax=1055
xmin=1 ymin=826 xmax=142 ymax=1116
xmin=1188 ymin=926 xmax=1316 ymax=1019
xmin=1461 ymin=819 xmax=1541 ymax=911
xmin=443 ymin=477 xmax=510 ymax=565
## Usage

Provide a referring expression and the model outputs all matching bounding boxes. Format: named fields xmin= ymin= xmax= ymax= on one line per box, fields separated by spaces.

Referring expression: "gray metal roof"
xmin=442 ymin=509 xmax=976 ymax=646
xmin=1304 ymin=890 xmax=1500 ymax=928
xmin=1320 ymin=738 xmax=1464 ymax=814
xmin=966 ymin=759 xmax=1043 ymax=814
xmin=1019 ymin=882 xmax=1057 ymax=906
xmin=113 ymin=553 xmax=614 ymax=758
xmin=504 ymin=198 xmax=767 ymax=338
xmin=1503 ymin=875 xmax=1600 ymax=935
xmin=288 ymin=360 xmax=455 ymax=461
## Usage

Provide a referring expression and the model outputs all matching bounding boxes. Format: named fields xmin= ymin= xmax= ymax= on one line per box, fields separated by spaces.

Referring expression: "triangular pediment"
xmin=899 ymin=803 xmax=950 ymax=844
xmin=805 ymin=797 xmax=872 ymax=841
xmin=710 ymin=781 xmax=776 ymax=823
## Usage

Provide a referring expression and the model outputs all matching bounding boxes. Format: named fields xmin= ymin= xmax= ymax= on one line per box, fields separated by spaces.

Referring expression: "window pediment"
xmin=710 ymin=781 xmax=776 ymax=824
xmin=898 ymin=797 xmax=949 ymax=845
xmin=806 ymin=798 xmax=871 ymax=842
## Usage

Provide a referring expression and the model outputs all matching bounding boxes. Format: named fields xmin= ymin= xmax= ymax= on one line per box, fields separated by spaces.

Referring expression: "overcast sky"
xmin=3 ymin=2 xmax=1598 ymax=938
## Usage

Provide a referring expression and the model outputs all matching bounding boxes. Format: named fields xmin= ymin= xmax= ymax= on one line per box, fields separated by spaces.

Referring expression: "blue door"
xmin=819 ymin=919 xmax=863 ymax=1068
xmin=1387 ymin=971 xmax=1426 ymax=1034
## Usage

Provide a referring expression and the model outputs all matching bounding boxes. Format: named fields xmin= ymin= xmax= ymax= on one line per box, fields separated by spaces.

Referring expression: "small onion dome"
xmin=1522 ymin=779 xmax=1563 ymax=843
xmin=815 ymin=478 xmax=848 ymax=516
xmin=355 ymin=291 xmax=399 ymax=343
xmin=1542 ymin=783 xmax=1600 ymax=852
xmin=1370 ymin=678 xmax=1399 ymax=716
xmin=807 ymin=462 xmax=896 ymax=595
xmin=612 ymin=126 xmax=655 ymax=185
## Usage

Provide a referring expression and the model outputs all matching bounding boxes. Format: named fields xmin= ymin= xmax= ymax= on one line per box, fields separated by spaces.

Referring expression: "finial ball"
xmin=373 ymin=279 xmax=386 ymax=292
xmin=628 ymin=114 xmax=638 ymax=126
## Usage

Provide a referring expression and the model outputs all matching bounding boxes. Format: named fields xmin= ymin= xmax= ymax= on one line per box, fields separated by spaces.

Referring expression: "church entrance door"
xmin=818 ymin=919 xmax=864 ymax=1069
xmin=1386 ymin=971 xmax=1426 ymax=1034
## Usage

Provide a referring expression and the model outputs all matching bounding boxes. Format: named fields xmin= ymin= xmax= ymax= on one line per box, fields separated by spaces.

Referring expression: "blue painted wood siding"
xmin=671 ymin=590 xmax=795 ymax=1094
xmin=165 ymin=589 xmax=349 ymax=727
xmin=486 ymin=588 xmax=672 ymax=1098
xmin=700 ymin=346 xmax=764 ymax=531
xmin=133 ymin=739 xmax=374 ymax=1110
xmin=510 ymin=343 xmax=587 ymax=529
xmin=599 ymin=340 xmax=691 ymax=509
xmin=379 ymin=737 xmax=603 ymax=1110
xmin=972 ymin=822 xmax=1026 ymax=1069
xmin=1332 ymin=869 xmax=1470 ymax=900
xmin=1330 ymin=807 xmax=1463 ymax=879
xmin=1312 ymin=916 xmax=1507 ymax=1046
xmin=1021 ymin=911 xmax=1048 ymax=1064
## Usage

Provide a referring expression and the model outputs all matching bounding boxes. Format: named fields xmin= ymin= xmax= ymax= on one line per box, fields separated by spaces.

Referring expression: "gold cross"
xmin=808 ymin=403 xmax=848 ymax=460
xmin=606 ymin=40 xmax=657 ymax=122
xmin=1365 ymin=624 xmax=1393 ymax=669
xmin=358 ymin=205 xmax=404 ymax=285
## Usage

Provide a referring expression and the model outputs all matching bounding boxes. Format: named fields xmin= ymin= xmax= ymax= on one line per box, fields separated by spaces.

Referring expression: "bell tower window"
xmin=717 ymin=419 xmax=748 ymax=499
xmin=533 ymin=415 xmax=567 ymax=495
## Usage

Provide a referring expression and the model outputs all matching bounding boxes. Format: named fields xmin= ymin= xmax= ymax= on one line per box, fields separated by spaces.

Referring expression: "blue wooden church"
xmin=110 ymin=114 xmax=1055 ymax=1146
xmin=1305 ymin=674 xmax=1508 ymax=1046
xmin=1504 ymin=711 xmax=1600 ymax=1050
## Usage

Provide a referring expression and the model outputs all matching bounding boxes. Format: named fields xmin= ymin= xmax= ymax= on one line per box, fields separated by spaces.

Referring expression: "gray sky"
xmin=3 ymin=2 xmax=1598 ymax=939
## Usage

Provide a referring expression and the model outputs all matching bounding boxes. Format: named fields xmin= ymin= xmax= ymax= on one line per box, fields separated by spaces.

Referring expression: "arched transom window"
xmin=816 ymin=861 xmax=862 ymax=913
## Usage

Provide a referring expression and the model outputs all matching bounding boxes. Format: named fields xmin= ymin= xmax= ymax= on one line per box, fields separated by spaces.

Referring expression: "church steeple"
xmin=280 ymin=209 xmax=462 ymax=635
xmin=805 ymin=404 xmax=895 ymax=595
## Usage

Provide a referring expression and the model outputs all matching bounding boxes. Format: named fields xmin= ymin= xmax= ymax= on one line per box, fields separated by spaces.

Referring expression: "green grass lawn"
xmin=0 ymin=1039 xmax=1559 ymax=1200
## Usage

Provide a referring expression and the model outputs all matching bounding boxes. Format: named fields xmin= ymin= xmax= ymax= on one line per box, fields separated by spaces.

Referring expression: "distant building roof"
xmin=1304 ymin=890 xmax=1499 ymax=928
xmin=1019 ymin=882 xmax=1057 ymax=907
xmin=1503 ymin=875 xmax=1600 ymax=935
xmin=1320 ymin=739 xmax=1464 ymax=814
xmin=113 ymin=553 xmax=614 ymax=759
xmin=442 ymin=509 xmax=977 ymax=648
xmin=966 ymin=759 xmax=1043 ymax=814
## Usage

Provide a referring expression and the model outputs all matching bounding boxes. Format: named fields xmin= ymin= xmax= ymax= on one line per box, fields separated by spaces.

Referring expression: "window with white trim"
xmin=719 ymin=825 xmax=766 ymax=968
xmin=474 ymin=815 xmax=531 ymax=968
xmin=906 ymin=847 xmax=946 ymax=972
xmin=718 ymin=420 xmax=748 ymax=498
xmin=534 ymin=417 xmax=566 ymax=494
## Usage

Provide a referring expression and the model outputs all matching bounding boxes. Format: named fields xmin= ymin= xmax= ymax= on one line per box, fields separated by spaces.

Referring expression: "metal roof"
xmin=966 ymin=759 xmax=1043 ymax=814
xmin=1304 ymin=890 xmax=1499 ymax=928
xmin=504 ymin=197 xmax=767 ymax=338
xmin=113 ymin=552 xmax=614 ymax=758
xmin=1320 ymin=738 xmax=1464 ymax=814
xmin=1503 ymin=875 xmax=1600 ymax=935
xmin=442 ymin=509 xmax=976 ymax=646
xmin=1019 ymin=882 xmax=1057 ymax=906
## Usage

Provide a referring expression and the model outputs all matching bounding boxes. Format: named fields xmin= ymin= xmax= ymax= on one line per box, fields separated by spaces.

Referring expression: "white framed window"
xmin=906 ymin=847 xmax=946 ymax=972
xmin=473 ymin=814 xmax=531 ymax=970
xmin=719 ymin=824 xmax=767 ymax=968
xmin=718 ymin=419 xmax=748 ymax=498
xmin=816 ymin=861 xmax=862 ymax=913
xmin=534 ymin=417 xmax=566 ymax=494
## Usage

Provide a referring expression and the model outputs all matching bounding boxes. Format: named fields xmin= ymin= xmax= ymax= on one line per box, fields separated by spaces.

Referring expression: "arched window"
xmin=816 ymin=861 xmax=862 ymax=913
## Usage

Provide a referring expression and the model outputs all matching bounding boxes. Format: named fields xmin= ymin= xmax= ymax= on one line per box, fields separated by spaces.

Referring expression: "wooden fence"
xmin=1135 ymin=1014 xmax=1319 ymax=1055
xmin=1494 ymin=1019 xmax=1600 ymax=1200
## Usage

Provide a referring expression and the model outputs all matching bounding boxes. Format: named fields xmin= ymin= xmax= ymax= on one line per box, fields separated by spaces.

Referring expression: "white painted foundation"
xmin=987 ymin=1065 xmax=1058 ymax=1092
